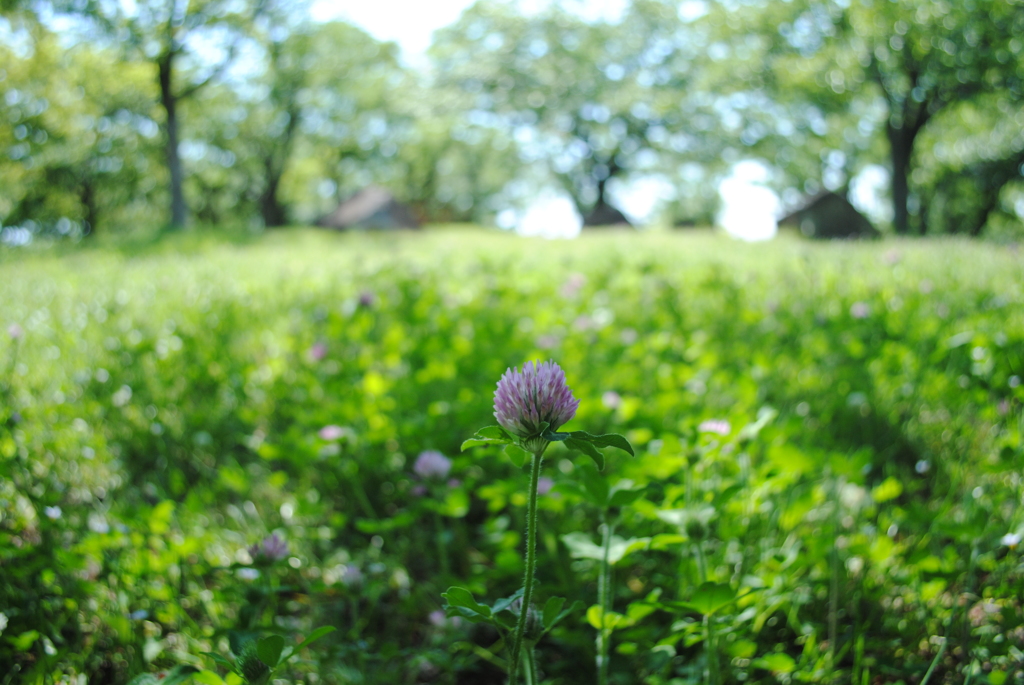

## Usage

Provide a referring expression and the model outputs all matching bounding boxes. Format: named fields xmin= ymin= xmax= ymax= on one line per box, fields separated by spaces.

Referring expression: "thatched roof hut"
xmin=778 ymin=191 xmax=877 ymax=239
xmin=317 ymin=186 xmax=420 ymax=230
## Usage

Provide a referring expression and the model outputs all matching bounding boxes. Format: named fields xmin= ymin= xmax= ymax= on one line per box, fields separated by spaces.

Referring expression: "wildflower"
xmin=7 ymin=324 xmax=22 ymax=340
xmin=560 ymin=273 xmax=586 ymax=298
xmin=414 ymin=450 xmax=452 ymax=479
xmin=308 ymin=342 xmax=327 ymax=361
xmin=698 ymin=419 xmax=731 ymax=436
xmin=1002 ymin=533 xmax=1021 ymax=549
xmin=319 ymin=425 xmax=345 ymax=441
xmin=358 ymin=290 xmax=376 ymax=308
xmin=850 ymin=302 xmax=870 ymax=319
xmin=342 ymin=564 xmax=363 ymax=586
xmin=537 ymin=476 xmax=554 ymax=496
xmin=602 ymin=391 xmax=622 ymax=410
xmin=249 ymin=533 xmax=289 ymax=562
xmin=493 ymin=360 xmax=579 ymax=448
xmin=44 ymin=506 xmax=62 ymax=520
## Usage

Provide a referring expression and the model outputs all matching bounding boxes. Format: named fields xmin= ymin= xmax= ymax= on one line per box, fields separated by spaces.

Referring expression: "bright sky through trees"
xmin=310 ymin=0 xmax=787 ymax=239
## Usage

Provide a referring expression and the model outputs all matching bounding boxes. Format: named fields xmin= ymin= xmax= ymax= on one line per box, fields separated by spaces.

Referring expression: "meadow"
xmin=1 ymin=228 xmax=1023 ymax=685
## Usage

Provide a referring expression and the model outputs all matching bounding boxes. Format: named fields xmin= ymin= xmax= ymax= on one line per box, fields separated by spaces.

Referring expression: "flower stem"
xmin=509 ymin=446 xmax=545 ymax=683
xmin=522 ymin=644 xmax=538 ymax=685
xmin=597 ymin=515 xmax=614 ymax=685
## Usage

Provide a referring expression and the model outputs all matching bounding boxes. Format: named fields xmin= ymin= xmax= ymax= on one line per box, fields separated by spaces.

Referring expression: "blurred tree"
xmin=717 ymin=0 xmax=1024 ymax=234
xmin=51 ymin=0 xmax=264 ymax=229
xmin=270 ymin=21 xmax=408 ymax=225
xmin=0 ymin=28 xmax=159 ymax=235
xmin=430 ymin=0 xmax=710 ymax=226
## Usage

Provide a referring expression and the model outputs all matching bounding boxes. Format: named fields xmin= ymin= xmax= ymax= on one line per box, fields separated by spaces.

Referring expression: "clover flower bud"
xmin=237 ymin=640 xmax=271 ymax=685
xmin=509 ymin=598 xmax=544 ymax=642
xmin=248 ymin=533 xmax=289 ymax=562
xmin=493 ymin=360 xmax=579 ymax=451
xmin=414 ymin=450 xmax=452 ymax=479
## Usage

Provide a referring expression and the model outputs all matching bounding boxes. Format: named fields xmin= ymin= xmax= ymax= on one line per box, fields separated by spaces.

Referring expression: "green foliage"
xmin=1 ymin=229 xmax=1024 ymax=683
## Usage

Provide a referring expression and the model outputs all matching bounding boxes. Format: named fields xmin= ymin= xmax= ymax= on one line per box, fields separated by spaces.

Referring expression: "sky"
xmin=309 ymin=0 xmax=879 ymax=241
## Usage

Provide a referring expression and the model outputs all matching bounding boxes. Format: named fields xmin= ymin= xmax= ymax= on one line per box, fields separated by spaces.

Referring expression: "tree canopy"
xmin=1 ymin=0 xmax=1022 ymax=238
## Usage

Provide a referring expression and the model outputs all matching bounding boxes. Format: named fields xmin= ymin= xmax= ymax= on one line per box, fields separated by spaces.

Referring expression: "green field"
xmin=2 ymin=229 xmax=1023 ymax=685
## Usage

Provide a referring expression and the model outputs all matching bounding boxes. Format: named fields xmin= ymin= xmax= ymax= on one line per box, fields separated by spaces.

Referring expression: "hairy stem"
xmin=597 ymin=516 xmax=614 ymax=685
xmin=509 ymin=446 xmax=545 ymax=683
xmin=522 ymin=644 xmax=538 ymax=685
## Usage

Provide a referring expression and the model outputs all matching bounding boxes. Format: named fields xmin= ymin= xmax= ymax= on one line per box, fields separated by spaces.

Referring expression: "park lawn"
xmin=1 ymin=227 xmax=1023 ymax=685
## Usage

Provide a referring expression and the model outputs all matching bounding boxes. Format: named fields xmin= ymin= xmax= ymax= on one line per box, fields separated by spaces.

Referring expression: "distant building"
xmin=317 ymin=186 xmax=420 ymax=230
xmin=778 ymin=191 xmax=877 ymax=239
xmin=583 ymin=203 xmax=632 ymax=228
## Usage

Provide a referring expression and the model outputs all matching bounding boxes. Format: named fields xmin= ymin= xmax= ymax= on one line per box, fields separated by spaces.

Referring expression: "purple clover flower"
xmin=414 ymin=450 xmax=452 ymax=479
xmin=248 ymin=533 xmax=289 ymax=562
xmin=7 ymin=324 xmax=23 ymax=340
xmin=494 ymin=360 xmax=579 ymax=444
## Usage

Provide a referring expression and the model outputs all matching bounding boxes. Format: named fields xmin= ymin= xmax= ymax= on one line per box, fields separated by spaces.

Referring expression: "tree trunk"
xmin=259 ymin=162 xmax=287 ymax=227
xmin=80 ymin=177 xmax=98 ymax=237
xmin=887 ymin=122 xmax=913 ymax=235
xmin=158 ymin=53 xmax=187 ymax=230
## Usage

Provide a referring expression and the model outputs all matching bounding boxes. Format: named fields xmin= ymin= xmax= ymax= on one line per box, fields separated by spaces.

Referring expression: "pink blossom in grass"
xmin=537 ymin=476 xmax=554 ymax=496
xmin=698 ymin=419 xmax=731 ymax=436
xmin=319 ymin=425 xmax=345 ymax=441
xmin=850 ymin=302 xmax=870 ymax=319
xmin=248 ymin=533 xmax=289 ymax=562
xmin=602 ymin=391 xmax=622 ymax=410
xmin=308 ymin=342 xmax=327 ymax=361
xmin=358 ymin=290 xmax=376 ymax=308
xmin=493 ymin=360 xmax=579 ymax=441
xmin=414 ymin=450 xmax=452 ymax=479
xmin=561 ymin=273 xmax=586 ymax=298
xmin=7 ymin=324 xmax=23 ymax=340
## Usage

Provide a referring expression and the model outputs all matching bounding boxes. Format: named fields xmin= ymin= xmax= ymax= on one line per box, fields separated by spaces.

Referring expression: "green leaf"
xmin=577 ymin=462 xmax=610 ymax=506
xmin=649 ymin=533 xmax=687 ymax=550
xmin=461 ymin=426 xmax=513 ymax=451
xmin=504 ymin=443 xmax=530 ymax=468
xmin=754 ymin=652 xmax=796 ymax=674
xmin=608 ymin=487 xmax=646 ymax=509
xmin=491 ymin=587 xmax=524 ymax=615
xmin=256 ymin=635 xmax=285 ymax=669
xmin=162 ymin=665 xmax=202 ymax=685
xmin=279 ymin=626 xmax=337 ymax=663
xmin=202 ymin=652 xmax=236 ymax=671
xmin=568 ymin=431 xmax=635 ymax=456
xmin=192 ymin=671 xmax=226 ymax=685
xmin=443 ymin=586 xmax=493 ymax=623
xmin=667 ymin=582 xmax=751 ymax=617
xmin=7 ymin=630 xmax=40 ymax=651
xmin=738 ymin=406 xmax=777 ymax=441
xmin=586 ymin=605 xmax=626 ymax=631
xmin=872 ymin=476 xmax=903 ymax=503
xmin=542 ymin=600 xmax=583 ymax=635
xmin=561 ymin=532 xmax=649 ymax=565
xmin=542 ymin=596 xmax=566 ymax=629
xmin=476 ymin=425 xmax=512 ymax=440
xmin=564 ymin=437 xmax=604 ymax=470
xmin=541 ymin=429 xmax=569 ymax=441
